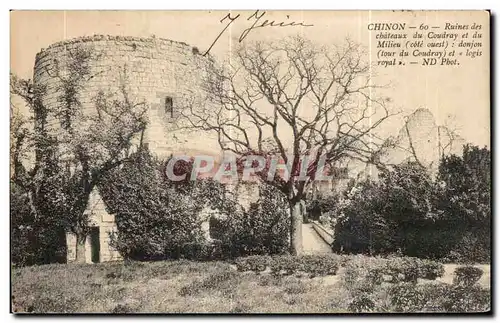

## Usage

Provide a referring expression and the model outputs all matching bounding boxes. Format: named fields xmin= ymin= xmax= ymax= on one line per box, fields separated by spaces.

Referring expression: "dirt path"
xmin=302 ymin=223 xmax=333 ymax=255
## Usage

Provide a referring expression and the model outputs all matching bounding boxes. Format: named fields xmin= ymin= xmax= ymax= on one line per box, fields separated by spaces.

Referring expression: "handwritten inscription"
xmin=203 ymin=10 xmax=314 ymax=56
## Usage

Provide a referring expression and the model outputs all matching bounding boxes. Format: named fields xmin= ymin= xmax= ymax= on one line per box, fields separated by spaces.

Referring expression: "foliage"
xmin=418 ymin=259 xmax=446 ymax=280
xmin=389 ymin=283 xmax=427 ymax=312
xmin=440 ymin=285 xmax=490 ymax=312
xmin=11 ymin=257 xmax=490 ymax=313
xmin=234 ymin=255 xmax=340 ymax=277
xmin=300 ymin=255 xmax=339 ymax=277
xmin=333 ymin=162 xmax=439 ymax=257
xmin=235 ymin=255 xmax=272 ymax=272
xmin=181 ymin=36 xmax=395 ymax=254
xmin=333 ymin=145 xmax=491 ymax=262
xmin=178 ymin=270 xmax=241 ymax=297
xmin=307 ymin=194 xmax=339 ymax=222
xmin=437 ymin=145 xmax=491 ymax=262
xmin=269 ymin=255 xmax=301 ymax=276
xmin=215 ymin=183 xmax=290 ymax=258
xmin=101 ymin=150 xmax=290 ymax=261
xmin=99 ymin=148 xmax=225 ymax=260
xmin=10 ymin=46 xmax=148 ymax=263
xmin=10 ymin=183 xmax=67 ymax=266
xmin=348 ymin=294 xmax=376 ymax=313
xmin=453 ymin=266 xmax=484 ymax=287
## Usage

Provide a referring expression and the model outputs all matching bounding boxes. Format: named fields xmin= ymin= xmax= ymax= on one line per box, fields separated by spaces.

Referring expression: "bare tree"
xmin=10 ymin=46 xmax=148 ymax=263
xmin=179 ymin=36 xmax=396 ymax=255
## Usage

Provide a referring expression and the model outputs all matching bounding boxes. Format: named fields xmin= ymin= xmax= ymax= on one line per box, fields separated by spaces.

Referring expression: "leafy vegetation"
xmin=453 ymin=266 xmax=484 ymax=287
xmin=10 ymin=46 xmax=147 ymax=264
xmin=99 ymin=148 xmax=226 ymax=260
xmin=11 ymin=256 xmax=490 ymax=313
xmin=332 ymin=145 xmax=491 ymax=263
xmin=214 ymin=183 xmax=290 ymax=258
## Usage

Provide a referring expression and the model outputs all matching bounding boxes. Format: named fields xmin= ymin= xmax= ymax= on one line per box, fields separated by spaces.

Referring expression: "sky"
xmin=10 ymin=10 xmax=490 ymax=148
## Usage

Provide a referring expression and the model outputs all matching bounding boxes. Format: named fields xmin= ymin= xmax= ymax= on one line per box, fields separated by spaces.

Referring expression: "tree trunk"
xmin=75 ymin=233 xmax=87 ymax=264
xmin=27 ymin=190 xmax=38 ymax=219
xmin=289 ymin=200 xmax=303 ymax=255
xmin=300 ymin=199 xmax=308 ymax=223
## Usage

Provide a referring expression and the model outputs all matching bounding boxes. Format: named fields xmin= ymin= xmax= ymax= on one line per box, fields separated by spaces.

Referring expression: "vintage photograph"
xmin=10 ymin=10 xmax=491 ymax=314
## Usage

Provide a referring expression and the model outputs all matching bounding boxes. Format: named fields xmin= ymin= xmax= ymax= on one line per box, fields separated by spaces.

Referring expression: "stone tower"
xmin=33 ymin=35 xmax=220 ymax=263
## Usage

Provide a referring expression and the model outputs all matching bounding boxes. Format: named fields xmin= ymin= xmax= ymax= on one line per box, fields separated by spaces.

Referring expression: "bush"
xmin=333 ymin=145 xmax=491 ymax=263
xmin=383 ymin=257 xmax=444 ymax=283
xmin=438 ymin=145 xmax=491 ymax=263
xmin=284 ymin=280 xmax=308 ymax=294
xmin=234 ymin=255 xmax=341 ymax=278
xmin=99 ymin=149 xmax=225 ymax=260
xmin=11 ymin=183 xmax=67 ymax=267
xmin=385 ymin=257 xmax=421 ymax=283
xmin=418 ymin=259 xmax=445 ymax=280
xmin=348 ymin=295 xmax=376 ymax=313
xmin=300 ymin=255 xmax=339 ymax=277
xmin=342 ymin=259 xmax=384 ymax=294
xmin=389 ymin=283 xmax=427 ymax=312
xmin=270 ymin=255 xmax=300 ymax=276
xmin=234 ymin=255 xmax=271 ymax=272
xmin=441 ymin=285 xmax=490 ymax=312
xmin=216 ymin=183 xmax=290 ymax=258
xmin=101 ymin=149 xmax=291 ymax=261
xmin=387 ymin=281 xmax=490 ymax=313
xmin=453 ymin=266 xmax=484 ymax=286
xmin=178 ymin=270 xmax=241 ymax=297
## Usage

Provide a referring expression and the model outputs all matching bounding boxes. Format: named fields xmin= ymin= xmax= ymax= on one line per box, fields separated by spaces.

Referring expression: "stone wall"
xmin=66 ymin=189 xmax=122 ymax=263
xmin=34 ymin=35 xmax=221 ymax=158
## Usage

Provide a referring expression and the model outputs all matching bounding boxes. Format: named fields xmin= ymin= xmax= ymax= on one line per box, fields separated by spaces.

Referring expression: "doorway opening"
xmin=90 ymin=227 xmax=100 ymax=263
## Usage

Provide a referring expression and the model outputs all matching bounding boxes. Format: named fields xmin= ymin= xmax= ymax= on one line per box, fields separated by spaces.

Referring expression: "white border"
xmin=2 ymin=1 xmax=498 ymax=322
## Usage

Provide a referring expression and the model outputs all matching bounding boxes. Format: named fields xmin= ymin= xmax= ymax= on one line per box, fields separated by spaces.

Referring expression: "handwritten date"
xmin=203 ymin=10 xmax=314 ymax=56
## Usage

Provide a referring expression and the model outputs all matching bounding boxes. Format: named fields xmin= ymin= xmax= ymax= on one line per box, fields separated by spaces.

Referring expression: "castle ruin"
xmin=32 ymin=35 xmax=247 ymax=263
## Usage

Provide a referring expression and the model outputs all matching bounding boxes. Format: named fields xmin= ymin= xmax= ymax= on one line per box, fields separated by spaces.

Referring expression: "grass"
xmin=11 ymin=256 xmax=491 ymax=314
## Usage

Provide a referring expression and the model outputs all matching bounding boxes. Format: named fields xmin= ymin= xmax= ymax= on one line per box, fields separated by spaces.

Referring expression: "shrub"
xmin=418 ymin=259 xmax=445 ymax=280
xmin=389 ymin=283 xmax=427 ymax=312
xmin=216 ymin=183 xmax=290 ymax=258
xmin=365 ymin=268 xmax=384 ymax=287
xmin=383 ymin=257 xmax=444 ymax=283
xmin=341 ymin=257 xmax=386 ymax=296
xmin=284 ymin=280 xmax=308 ymax=294
xmin=438 ymin=145 xmax=491 ymax=263
xmin=234 ymin=255 xmax=271 ymax=272
xmin=178 ymin=270 xmax=241 ymax=297
xmin=270 ymin=255 xmax=299 ymax=276
xmin=453 ymin=266 xmax=484 ymax=286
xmin=333 ymin=145 xmax=491 ymax=263
xmin=341 ymin=261 xmax=378 ymax=294
xmin=99 ymin=149 xmax=225 ymax=260
xmin=441 ymin=285 xmax=490 ymax=313
xmin=383 ymin=257 xmax=418 ymax=283
xmin=418 ymin=282 xmax=450 ymax=312
xmin=300 ymin=255 xmax=339 ymax=277
xmin=348 ymin=294 xmax=376 ymax=313
xmin=389 ymin=282 xmax=491 ymax=313
xmin=11 ymin=183 xmax=67 ymax=267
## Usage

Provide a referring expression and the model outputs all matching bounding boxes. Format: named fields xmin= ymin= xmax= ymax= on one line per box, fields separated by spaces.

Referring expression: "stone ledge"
xmin=311 ymin=220 xmax=334 ymax=245
xmin=35 ymin=35 xmax=212 ymax=63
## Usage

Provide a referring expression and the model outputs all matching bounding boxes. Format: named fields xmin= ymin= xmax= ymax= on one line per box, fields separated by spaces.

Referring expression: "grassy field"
xmin=11 ymin=257 xmax=491 ymax=314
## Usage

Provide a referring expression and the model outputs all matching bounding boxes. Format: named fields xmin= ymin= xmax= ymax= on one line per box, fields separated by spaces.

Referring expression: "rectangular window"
xmin=165 ymin=96 xmax=173 ymax=118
